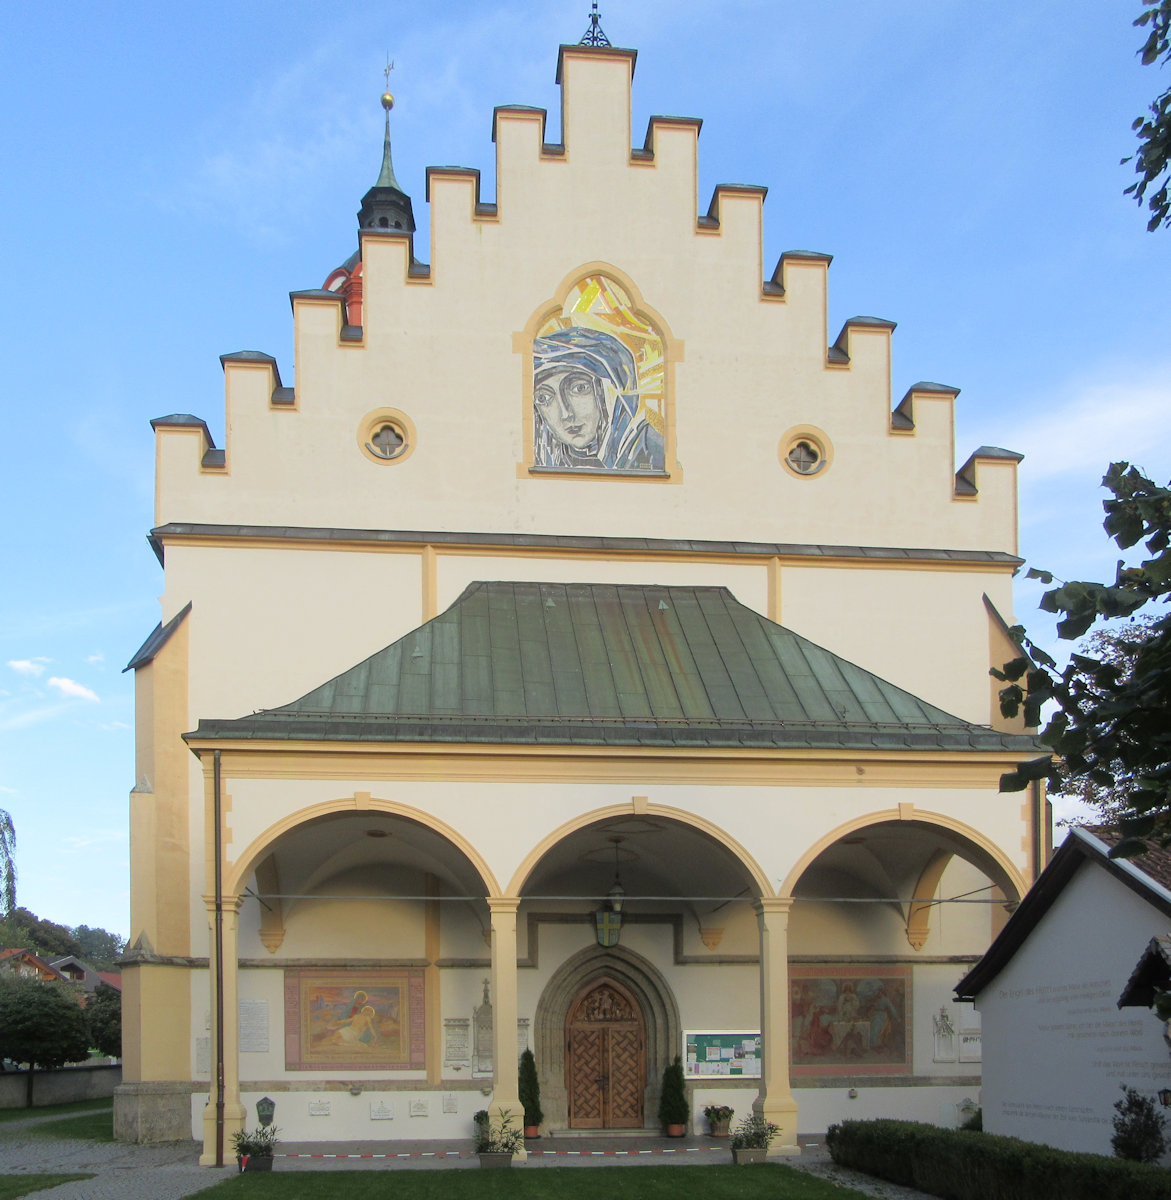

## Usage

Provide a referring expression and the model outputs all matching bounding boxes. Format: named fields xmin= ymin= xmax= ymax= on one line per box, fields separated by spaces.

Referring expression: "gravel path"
xmin=0 ymin=1109 xmax=218 ymax=1200
xmin=0 ymin=1108 xmax=940 ymax=1200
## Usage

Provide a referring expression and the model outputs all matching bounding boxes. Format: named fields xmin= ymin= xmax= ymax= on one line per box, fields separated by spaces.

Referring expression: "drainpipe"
xmin=213 ymin=749 xmax=225 ymax=1168
xmin=1031 ymin=778 xmax=1048 ymax=880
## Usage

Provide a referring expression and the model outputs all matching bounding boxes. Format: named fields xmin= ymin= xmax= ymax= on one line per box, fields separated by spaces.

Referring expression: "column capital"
xmin=201 ymin=893 xmax=244 ymax=916
xmin=754 ymin=897 xmax=794 ymax=918
xmin=487 ymin=896 xmax=522 ymax=916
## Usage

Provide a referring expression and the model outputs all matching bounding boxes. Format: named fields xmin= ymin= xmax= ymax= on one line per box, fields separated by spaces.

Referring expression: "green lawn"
xmin=188 ymin=1164 xmax=869 ymax=1200
xmin=0 ymin=1176 xmax=94 ymax=1199
xmin=22 ymin=1108 xmax=114 ymax=1143
xmin=0 ymin=1099 xmax=111 ymax=1125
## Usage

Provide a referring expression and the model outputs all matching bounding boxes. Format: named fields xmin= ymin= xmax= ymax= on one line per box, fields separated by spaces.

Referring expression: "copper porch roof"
xmin=188 ymin=582 xmax=1042 ymax=752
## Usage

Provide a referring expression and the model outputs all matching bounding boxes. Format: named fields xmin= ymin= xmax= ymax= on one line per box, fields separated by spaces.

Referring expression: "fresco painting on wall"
xmin=532 ymin=273 xmax=666 ymax=473
xmin=789 ymin=964 xmax=911 ymax=1077
xmin=284 ymin=969 xmax=427 ymax=1071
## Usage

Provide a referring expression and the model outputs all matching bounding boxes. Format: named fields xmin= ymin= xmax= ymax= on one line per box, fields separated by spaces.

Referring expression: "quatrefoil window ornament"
xmin=358 ymin=409 xmax=416 ymax=465
xmin=369 ymin=422 xmax=405 ymax=460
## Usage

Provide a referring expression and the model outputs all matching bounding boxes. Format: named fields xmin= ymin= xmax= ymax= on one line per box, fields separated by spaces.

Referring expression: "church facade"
xmin=116 ymin=38 xmax=1044 ymax=1161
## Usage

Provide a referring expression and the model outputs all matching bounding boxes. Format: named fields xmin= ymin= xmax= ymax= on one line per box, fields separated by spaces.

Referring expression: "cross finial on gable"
xmin=579 ymin=2 xmax=612 ymax=47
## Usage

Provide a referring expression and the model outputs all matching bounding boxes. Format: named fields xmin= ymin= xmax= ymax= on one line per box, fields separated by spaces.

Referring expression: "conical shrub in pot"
xmin=657 ymin=1055 xmax=689 ymax=1135
xmin=518 ymin=1047 xmax=543 ymax=1136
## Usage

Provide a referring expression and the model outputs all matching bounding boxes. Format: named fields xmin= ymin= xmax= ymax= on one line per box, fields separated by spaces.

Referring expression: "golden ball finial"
xmin=381 ymin=91 xmax=395 ymax=111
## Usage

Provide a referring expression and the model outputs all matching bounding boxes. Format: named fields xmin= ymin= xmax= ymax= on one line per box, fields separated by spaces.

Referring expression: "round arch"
xmin=777 ymin=807 xmax=1028 ymax=902
xmin=224 ymin=793 xmax=501 ymax=899
xmin=504 ymin=802 xmax=773 ymax=898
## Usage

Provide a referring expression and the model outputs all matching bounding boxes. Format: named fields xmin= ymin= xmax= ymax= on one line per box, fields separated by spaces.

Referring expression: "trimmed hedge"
xmin=825 ymin=1118 xmax=1171 ymax=1200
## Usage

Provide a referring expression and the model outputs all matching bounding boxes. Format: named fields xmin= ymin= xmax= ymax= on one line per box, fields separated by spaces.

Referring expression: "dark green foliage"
xmin=0 ymin=810 xmax=14 ymax=917
xmin=1124 ymin=1 xmax=1171 ymax=231
xmin=474 ymin=1109 xmax=523 ymax=1154
xmin=0 ymin=977 xmax=91 ymax=1069
xmin=1112 ymin=1085 xmax=1168 ymax=1162
xmin=730 ymin=1112 xmax=778 ymax=1150
xmin=85 ymin=982 xmax=121 ymax=1059
xmin=656 ymin=1055 xmax=689 ymax=1127
xmin=0 ymin=907 xmax=124 ymax=971
xmin=232 ymin=1124 xmax=279 ymax=1158
xmin=518 ymin=1047 xmax=542 ymax=1128
xmin=996 ymin=464 xmax=1171 ymax=855
xmin=827 ymin=1118 xmax=1171 ymax=1200
xmin=960 ymin=1107 xmax=983 ymax=1132
xmin=0 ymin=976 xmax=91 ymax=1106
xmin=71 ymin=926 xmax=126 ymax=971
xmin=0 ymin=908 xmax=80 ymax=959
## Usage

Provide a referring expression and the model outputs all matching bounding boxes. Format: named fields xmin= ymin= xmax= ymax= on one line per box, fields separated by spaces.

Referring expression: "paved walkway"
xmin=0 ymin=1108 xmax=939 ymax=1199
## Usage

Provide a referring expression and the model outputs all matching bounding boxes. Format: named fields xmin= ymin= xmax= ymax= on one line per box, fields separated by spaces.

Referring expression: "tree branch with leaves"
xmin=995 ymin=463 xmax=1171 ymax=857
xmin=1124 ymin=0 xmax=1171 ymax=231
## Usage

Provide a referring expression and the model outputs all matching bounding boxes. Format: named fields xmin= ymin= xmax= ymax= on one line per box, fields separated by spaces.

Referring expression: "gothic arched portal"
xmin=533 ymin=945 xmax=681 ymax=1131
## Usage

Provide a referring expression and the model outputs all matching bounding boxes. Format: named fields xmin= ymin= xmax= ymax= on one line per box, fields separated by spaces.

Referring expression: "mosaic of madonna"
xmin=532 ymin=274 xmax=666 ymax=473
xmin=789 ymin=964 xmax=911 ymax=1077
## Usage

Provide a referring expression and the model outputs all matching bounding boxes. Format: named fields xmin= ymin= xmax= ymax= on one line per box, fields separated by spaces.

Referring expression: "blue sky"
xmin=1 ymin=1 xmax=1167 ymax=939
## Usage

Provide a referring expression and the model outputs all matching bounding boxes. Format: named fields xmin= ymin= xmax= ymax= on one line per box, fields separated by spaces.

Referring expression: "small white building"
xmin=956 ymin=828 xmax=1171 ymax=1161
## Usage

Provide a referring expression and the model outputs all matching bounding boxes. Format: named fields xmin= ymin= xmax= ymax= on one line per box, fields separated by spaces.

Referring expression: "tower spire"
xmin=579 ymin=2 xmax=612 ymax=47
xmin=358 ymin=59 xmax=415 ymax=234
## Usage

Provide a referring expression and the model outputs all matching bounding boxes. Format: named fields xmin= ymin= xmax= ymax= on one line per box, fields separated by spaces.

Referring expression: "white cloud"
xmin=1006 ymin=366 xmax=1171 ymax=488
xmin=0 ymin=786 xmax=15 ymax=795
xmin=61 ymin=831 xmax=127 ymax=852
xmin=97 ymin=720 xmax=131 ymax=732
xmin=8 ymin=658 xmax=49 ymax=677
xmin=47 ymin=677 xmax=100 ymax=703
xmin=86 ymin=653 xmax=105 ymax=666
xmin=0 ymin=703 xmax=72 ymax=731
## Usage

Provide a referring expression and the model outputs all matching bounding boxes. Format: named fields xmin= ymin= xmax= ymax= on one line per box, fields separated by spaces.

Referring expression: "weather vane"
xmin=579 ymin=2 xmax=611 ymax=47
xmin=381 ymin=57 xmax=395 ymax=115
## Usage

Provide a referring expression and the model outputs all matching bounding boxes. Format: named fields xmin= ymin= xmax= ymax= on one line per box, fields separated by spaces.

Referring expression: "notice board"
xmin=684 ymin=1030 xmax=762 ymax=1077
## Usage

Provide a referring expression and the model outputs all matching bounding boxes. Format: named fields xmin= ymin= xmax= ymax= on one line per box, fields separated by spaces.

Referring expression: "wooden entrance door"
xmin=566 ymin=978 xmax=645 ymax=1128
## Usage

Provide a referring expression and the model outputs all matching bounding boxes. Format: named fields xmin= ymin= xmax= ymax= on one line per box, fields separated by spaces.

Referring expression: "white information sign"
xmin=239 ymin=1000 xmax=269 ymax=1053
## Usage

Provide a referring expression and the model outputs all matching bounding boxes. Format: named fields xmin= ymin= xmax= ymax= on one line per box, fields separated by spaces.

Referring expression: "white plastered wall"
xmin=153 ymin=49 xmax=1019 ymax=557
xmin=975 ymin=861 xmax=1171 ymax=1160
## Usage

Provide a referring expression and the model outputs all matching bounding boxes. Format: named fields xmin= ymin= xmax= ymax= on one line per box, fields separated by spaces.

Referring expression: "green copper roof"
xmin=374 ymin=116 xmax=402 ymax=191
xmin=188 ymin=582 xmax=1041 ymax=752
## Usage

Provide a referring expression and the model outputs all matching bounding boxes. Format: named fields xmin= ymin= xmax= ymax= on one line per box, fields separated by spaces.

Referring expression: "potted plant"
xmin=475 ymin=1107 xmax=524 ymax=1167
xmin=232 ymin=1124 xmax=279 ymax=1172
xmin=657 ymin=1056 xmax=689 ymax=1136
xmin=518 ymin=1047 xmax=543 ymax=1138
xmin=704 ymin=1103 xmax=734 ymax=1137
xmin=730 ymin=1111 xmax=778 ymax=1163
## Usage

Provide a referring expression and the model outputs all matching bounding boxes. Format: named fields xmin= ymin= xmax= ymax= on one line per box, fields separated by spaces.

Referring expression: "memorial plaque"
xmin=444 ymin=1018 xmax=471 ymax=1067
xmin=240 ymin=1000 xmax=270 ymax=1053
xmin=309 ymin=1100 xmax=331 ymax=1116
xmin=194 ymin=1037 xmax=210 ymax=1078
xmin=370 ymin=1100 xmax=394 ymax=1121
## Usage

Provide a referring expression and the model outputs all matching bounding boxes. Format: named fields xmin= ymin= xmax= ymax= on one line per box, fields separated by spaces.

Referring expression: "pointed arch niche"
xmin=533 ymin=944 xmax=681 ymax=1131
xmin=515 ymin=263 xmax=682 ymax=480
